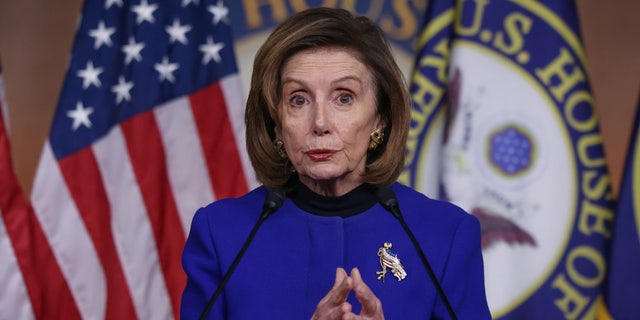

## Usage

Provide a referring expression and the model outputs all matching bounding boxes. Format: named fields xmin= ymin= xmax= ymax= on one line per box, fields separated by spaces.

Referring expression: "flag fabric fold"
xmin=405 ymin=0 xmax=615 ymax=318
xmin=602 ymin=92 xmax=640 ymax=319
xmin=1 ymin=62 xmax=81 ymax=320
xmin=1 ymin=0 xmax=255 ymax=318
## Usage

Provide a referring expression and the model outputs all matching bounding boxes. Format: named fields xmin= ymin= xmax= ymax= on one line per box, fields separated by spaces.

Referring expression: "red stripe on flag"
xmin=0 ymin=196 xmax=81 ymax=319
xmin=0 ymin=110 xmax=80 ymax=319
xmin=190 ymin=82 xmax=249 ymax=199
xmin=120 ymin=112 xmax=186 ymax=320
xmin=58 ymin=149 xmax=137 ymax=319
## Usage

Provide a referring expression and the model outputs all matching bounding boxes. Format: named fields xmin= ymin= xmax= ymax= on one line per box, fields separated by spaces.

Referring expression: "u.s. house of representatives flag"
xmin=403 ymin=0 xmax=615 ymax=318
xmin=20 ymin=0 xmax=255 ymax=319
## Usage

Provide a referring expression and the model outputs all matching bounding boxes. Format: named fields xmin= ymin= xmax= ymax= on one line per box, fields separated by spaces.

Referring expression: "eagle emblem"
xmin=376 ymin=242 xmax=407 ymax=282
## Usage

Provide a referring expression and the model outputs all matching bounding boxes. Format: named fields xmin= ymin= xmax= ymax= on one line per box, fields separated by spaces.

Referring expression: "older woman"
xmin=181 ymin=7 xmax=490 ymax=320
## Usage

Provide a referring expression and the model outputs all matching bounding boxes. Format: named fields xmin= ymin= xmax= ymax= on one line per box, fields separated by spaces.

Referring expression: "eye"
xmin=337 ymin=93 xmax=353 ymax=105
xmin=289 ymin=95 xmax=307 ymax=107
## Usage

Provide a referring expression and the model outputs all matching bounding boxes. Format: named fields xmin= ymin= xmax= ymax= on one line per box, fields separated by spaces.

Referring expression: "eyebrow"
xmin=281 ymin=75 xmax=365 ymax=88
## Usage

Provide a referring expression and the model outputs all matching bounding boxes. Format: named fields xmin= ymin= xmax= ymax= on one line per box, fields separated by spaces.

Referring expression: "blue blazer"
xmin=181 ymin=183 xmax=491 ymax=319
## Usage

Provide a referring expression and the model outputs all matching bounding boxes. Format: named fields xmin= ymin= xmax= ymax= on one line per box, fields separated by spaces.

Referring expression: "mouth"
xmin=306 ymin=149 xmax=336 ymax=161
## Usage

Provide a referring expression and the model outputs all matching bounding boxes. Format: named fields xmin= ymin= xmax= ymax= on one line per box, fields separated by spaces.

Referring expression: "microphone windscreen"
xmin=263 ymin=188 xmax=286 ymax=212
xmin=373 ymin=185 xmax=398 ymax=211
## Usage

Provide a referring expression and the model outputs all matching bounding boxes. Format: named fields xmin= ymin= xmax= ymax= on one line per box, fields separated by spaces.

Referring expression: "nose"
xmin=312 ymin=101 xmax=330 ymax=136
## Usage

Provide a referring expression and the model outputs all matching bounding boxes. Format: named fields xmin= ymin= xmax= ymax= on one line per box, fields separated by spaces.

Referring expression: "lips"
xmin=306 ymin=149 xmax=336 ymax=161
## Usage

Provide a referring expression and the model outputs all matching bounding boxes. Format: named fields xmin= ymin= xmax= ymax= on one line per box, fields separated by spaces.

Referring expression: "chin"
xmin=305 ymin=172 xmax=343 ymax=182
xmin=302 ymin=167 xmax=354 ymax=183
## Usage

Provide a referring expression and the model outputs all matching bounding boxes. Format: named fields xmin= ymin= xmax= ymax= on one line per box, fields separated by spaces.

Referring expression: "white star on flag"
xmin=104 ymin=0 xmax=123 ymax=9
xmin=67 ymin=101 xmax=94 ymax=130
xmin=122 ymin=36 xmax=145 ymax=64
xmin=208 ymin=0 xmax=229 ymax=25
xmin=154 ymin=56 xmax=179 ymax=83
xmin=132 ymin=0 xmax=158 ymax=25
xmin=88 ymin=20 xmax=116 ymax=49
xmin=166 ymin=19 xmax=192 ymax=45
xmin=76 ymin=61 xmax=103 ymax=89
xmin=111 ymin=76 xmax=134 ymax=104
xmin=199 ymin=36 xmax=224 ymax=64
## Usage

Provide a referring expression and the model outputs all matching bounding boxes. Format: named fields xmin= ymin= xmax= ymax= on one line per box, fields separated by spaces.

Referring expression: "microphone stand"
xmin=198 ymin=189 xmax=285 ymax=320
xmin=374 ymin=186 xmax=458 ymax=320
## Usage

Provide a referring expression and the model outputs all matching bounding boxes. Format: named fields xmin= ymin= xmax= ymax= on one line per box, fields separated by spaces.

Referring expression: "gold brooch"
xmin=376 ymin=242 xmax=407 ymax=282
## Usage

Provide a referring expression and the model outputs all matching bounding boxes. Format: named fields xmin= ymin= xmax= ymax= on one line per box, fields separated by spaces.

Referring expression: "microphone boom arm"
xmin=198 ymin=189 xmax=285 ymax=320
xmin=374 ymin=186 xmax=458 ymax=320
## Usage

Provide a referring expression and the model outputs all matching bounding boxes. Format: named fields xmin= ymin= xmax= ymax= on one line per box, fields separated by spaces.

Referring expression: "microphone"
xmin=373 ymin=186 xmax=458 ymax=320
xmin=198 ymin=188 xmax=286 ymax=320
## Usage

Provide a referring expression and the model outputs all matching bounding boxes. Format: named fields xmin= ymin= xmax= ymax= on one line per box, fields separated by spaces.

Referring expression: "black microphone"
xmin=198 ymin=188 xmax=286 ymax=320
xmin=373 ymin=186 xmax=458 ymax=320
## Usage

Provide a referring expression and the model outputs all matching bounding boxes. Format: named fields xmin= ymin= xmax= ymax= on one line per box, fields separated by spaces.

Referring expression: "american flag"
xmin=1 ymin=0 xmax=256 ymax=318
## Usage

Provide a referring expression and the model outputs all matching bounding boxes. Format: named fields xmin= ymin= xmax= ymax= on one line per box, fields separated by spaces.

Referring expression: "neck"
xmin=288 ymin=176 xmax=378 ymax=217
xmin=297 ymin=174 xmax=363 ymax=197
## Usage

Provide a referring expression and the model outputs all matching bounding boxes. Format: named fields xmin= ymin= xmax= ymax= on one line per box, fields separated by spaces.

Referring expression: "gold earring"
xmin=368 ymin=128 xmax=384 ymax=151
xmin=274 ymin=139 xmax=288 ymax=159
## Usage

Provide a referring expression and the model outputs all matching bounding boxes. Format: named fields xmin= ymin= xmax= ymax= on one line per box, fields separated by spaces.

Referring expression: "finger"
xmin=312 ymin=305 xmax=345 ymax=320
xmin=339 ymin=301 xmax=356 ymax=320
xmin=312 ymin=268 xmax=353 ymax=318
xmin=311 ymin=300 xmax=346 ymax=320
xmin=341 ymin=312 xmax=356 ymax=320
xmin=340 ymin=301 xmax=353 ymax=314
xmin=329 ymin=268 xmax=353 ymax=305
xmin=333 ymin=267 xmax=348 ymax=288
xmin=350 ymin=268 xmax=383 ymax=317
xmin=321 ymin=268 xmax=351 ymax=305
xmin=340 ymin=303 xmax=356 ymax=320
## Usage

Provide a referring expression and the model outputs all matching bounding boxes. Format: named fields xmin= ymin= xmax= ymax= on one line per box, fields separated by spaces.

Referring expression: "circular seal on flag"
xmin=441 ymin=44 xmax=574 ymax=314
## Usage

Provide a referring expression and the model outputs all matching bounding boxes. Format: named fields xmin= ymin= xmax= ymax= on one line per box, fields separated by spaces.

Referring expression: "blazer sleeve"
xmin=181 ymin=207 xmax=224 ymax=320
xmin=433 ymin=213 xmax=492 ymax=319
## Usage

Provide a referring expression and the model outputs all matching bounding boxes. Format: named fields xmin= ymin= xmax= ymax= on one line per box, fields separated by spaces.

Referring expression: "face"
xmin=275 ymin=47 xmax=383 ymax=196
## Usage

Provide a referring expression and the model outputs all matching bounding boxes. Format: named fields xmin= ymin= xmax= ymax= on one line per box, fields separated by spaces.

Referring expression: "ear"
xmin=374 ymin=114 xmax=386 ymax=132
xmin=274 ymin=125 xmax=282 ymax=141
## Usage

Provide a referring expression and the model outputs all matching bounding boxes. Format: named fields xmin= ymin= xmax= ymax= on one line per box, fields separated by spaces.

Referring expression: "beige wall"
xmin=0 ymin=1 xmax=638 ymax=196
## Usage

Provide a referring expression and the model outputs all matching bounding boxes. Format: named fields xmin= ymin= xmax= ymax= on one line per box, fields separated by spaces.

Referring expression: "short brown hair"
xmin=245 ymin=7 xmax=410 ymax=189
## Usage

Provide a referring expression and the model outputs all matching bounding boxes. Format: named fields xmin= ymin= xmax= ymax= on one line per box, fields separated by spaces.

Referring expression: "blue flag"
xmin=603 ymin=92 xmax=640 ymax=319
xmin=405 ymin=0 xmax=615 ymax=318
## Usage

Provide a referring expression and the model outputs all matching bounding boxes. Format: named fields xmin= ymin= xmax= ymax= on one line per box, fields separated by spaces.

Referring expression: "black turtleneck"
xmin=287 ymin=177 xmax=378 ymax=218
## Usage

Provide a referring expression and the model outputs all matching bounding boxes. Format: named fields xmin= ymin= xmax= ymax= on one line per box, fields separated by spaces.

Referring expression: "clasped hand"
xmin=311 ymin=267 xmax=384 ymax=320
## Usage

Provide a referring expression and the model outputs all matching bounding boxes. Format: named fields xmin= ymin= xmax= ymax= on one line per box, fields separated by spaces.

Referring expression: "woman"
xmin=181 ymin=7 xmax=490 ymax=319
